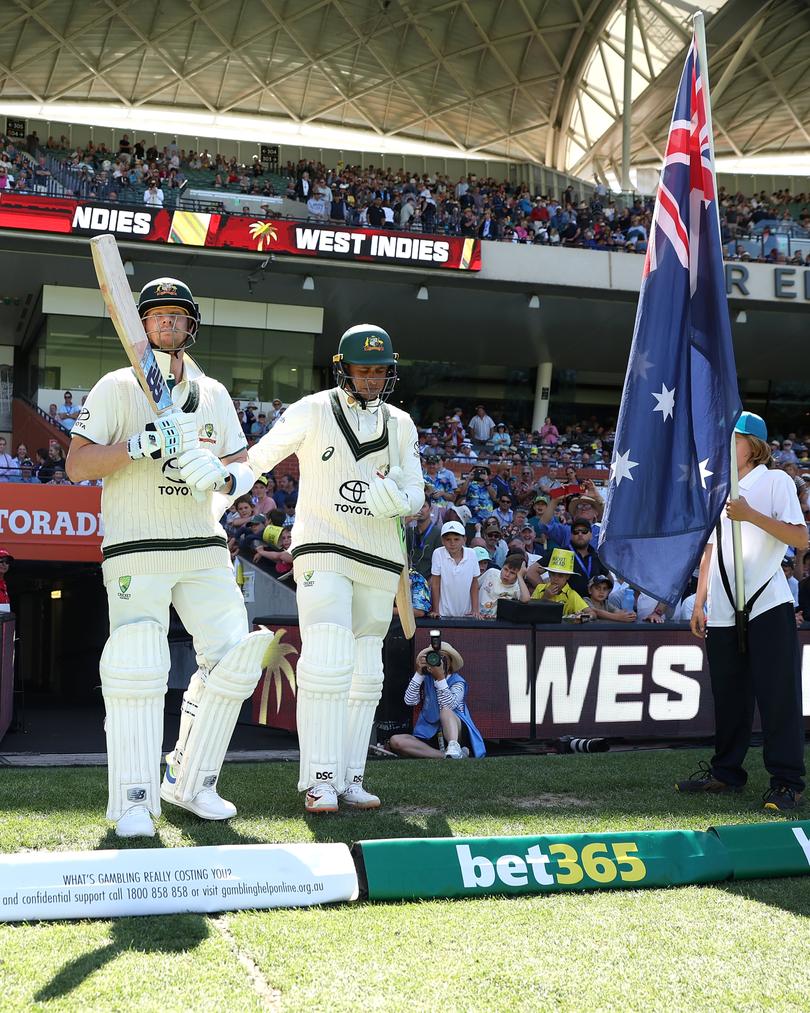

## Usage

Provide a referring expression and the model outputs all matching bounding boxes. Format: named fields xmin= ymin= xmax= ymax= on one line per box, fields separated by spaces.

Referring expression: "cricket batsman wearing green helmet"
xmin=248 ymin=324 xmax=424 ymax=812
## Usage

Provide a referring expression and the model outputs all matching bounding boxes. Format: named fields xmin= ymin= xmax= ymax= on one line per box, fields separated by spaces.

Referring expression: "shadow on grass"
xmin=34 ymin=914 xmax=209 ymax=1003
xmin=718 ymin=875 xmax=810 ymax=919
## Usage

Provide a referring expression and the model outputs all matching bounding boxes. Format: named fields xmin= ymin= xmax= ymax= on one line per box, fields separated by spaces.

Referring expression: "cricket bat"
xmin=90 ymin=233 xmax=174 ymax=417
xmin=387 ymin=417 xmax=416 ymax=639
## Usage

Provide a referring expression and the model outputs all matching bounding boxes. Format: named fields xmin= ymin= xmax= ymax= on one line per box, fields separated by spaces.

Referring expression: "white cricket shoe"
xmin=305 ymin=784 xmax=339 ymax=813
xmin=444 ymin=740 xmax=465 ymax=760
xmin=339 ymin=783 xmax=381 ymax=810
xmin=160 ymin=782 xmax=237 ymax=820
xmin=116 ymin=805 xmax=156 ymax=838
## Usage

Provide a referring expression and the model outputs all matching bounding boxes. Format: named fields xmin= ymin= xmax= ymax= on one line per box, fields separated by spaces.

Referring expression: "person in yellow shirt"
xmin=530 ymin=548 xmax=592 ymax=618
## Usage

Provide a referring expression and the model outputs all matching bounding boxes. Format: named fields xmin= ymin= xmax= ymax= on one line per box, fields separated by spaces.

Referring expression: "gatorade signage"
xmin=0 ymin=484 xmax=103 ymax=561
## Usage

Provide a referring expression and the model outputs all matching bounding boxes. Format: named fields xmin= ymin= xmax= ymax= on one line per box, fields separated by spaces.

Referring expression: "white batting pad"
xmin=343 ymin=636 xmax=385 ymax=787
xmin=168 ymin=630 xmax=273 ymax=803
xmin=296 ymin=623 xmax=355 ymax=793
xmin=100 ymin=621 xmax=169 ymax=820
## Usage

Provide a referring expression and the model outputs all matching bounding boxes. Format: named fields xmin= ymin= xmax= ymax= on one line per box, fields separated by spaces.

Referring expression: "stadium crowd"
xmin=3 ymin=132 xmax=808 ymax=259
xmin=5 ymin=399 xmax=810 ymax=624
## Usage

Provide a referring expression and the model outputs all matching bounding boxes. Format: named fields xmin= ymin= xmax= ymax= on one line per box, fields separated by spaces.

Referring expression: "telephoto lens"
xmin=556 ymin=736 xmax=610 ymax=753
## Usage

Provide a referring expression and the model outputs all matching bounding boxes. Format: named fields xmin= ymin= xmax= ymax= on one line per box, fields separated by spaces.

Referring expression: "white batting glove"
xmin=385 ymin=465 xmax=405 ymax=489
xmin=366 ymin=474 xmax=410 ymax=518
xmin=177 ymin=448 xmax=230 ymax=493
xmin=127 ymin=414 xmax=199 ymax=461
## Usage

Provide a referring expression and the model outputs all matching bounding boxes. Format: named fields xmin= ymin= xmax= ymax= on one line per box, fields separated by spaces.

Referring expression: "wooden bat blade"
xmin=386 ymin=416 xmax=417 ymax=638
xmin=90 ymin=233 xmax=173 ymax=417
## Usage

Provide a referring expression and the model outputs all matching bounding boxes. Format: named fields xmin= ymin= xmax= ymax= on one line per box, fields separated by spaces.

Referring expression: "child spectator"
xmin=478 ymin=552 xmax=530 ymax=618
xmin=530 ymin=548 xmax=591 ymax=618
xmin=388 ymin=641 xmax=485 ymax=759
xmin=430 ymin=521 xmax=480 ymax=619
xmin=253 ymin=525 xmax=293 ymax=578
xmin=585 ymin=574 xmax=636 ymax=622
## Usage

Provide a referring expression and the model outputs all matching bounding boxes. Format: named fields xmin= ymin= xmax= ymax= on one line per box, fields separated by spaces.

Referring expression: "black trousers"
xmin=706 ymin=602 xmax=805 ymax=791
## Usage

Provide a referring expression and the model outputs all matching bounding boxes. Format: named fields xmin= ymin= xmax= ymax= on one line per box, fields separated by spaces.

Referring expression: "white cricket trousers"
xmin=105 ymin=567 xmax=250 ymax=670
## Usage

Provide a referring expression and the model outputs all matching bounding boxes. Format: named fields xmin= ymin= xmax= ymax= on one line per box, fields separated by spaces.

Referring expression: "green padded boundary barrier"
xmin=710 ymin=820 xmax=810 ymax=880
xmin=353 ymin=830 xmax=731 ymax=901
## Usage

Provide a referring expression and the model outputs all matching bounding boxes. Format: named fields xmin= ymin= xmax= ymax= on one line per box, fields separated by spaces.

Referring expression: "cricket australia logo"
xmin=303 ymin=570 xmax=314 ymax=587
xmin=199 ymin=422 xmax=216 ymax=444
xmin=117 ymin=575 xmax=132 ymax=599
xmin=335 ymin=480 xmax=372 ymax=516
xmin=363 ymin=335 xmax=385 ymax=352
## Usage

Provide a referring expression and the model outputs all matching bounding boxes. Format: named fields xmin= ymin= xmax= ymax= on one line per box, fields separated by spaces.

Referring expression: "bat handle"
xmin=386 ymin=417 xmax=400 ymax=470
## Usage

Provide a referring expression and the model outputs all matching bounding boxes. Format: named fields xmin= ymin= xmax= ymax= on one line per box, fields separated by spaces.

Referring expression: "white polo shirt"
xmin=431 ymin=545 xmax=478 ymax=617
xmin=707 ymin=465 xmax=804 ymax=626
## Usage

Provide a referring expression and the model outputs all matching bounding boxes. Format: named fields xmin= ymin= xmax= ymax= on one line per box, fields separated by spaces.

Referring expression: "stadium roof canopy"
xmin=0 ymin=0 xmax=807 ymax=177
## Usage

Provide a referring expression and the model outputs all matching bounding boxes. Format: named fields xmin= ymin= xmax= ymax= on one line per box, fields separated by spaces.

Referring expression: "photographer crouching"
xmin=389 ymin=633 xmax=485 ymax=760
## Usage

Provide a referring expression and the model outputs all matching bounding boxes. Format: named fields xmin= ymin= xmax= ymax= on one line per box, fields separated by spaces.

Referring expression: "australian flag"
xmin=599 ymin=31 xmax=741 ymax=606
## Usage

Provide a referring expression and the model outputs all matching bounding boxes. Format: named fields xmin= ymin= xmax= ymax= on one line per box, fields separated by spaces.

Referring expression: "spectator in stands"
xmin=404 ymin=568 xmax=432 ymax=618
xmin=272 ymin=473 xmax=298 ymax=510
xmin=47 ymin=403 xmax=61 ymax=426
xmin=57 ymin=391 xmax=79 ymax=431
xmin=491 ymin=422 xmax=511 ymax=453
xmin=530 ymin=548 xmax=591 ymax=619
xmin=226 ymin=496 xmax=255 ymax=537
xmin=0 ymin=437 xmax=15 ymax=481
xmin=143 ymin=179 xmax=164 ymax=207
xmin=250 ymin=412 xmax=269 ymax=437
xmin=478 ymin=552 xmax=530 ymax=618
xmin=540 ymin=417 xmax=560 ymax=445
xmin=270 ymin=398 xmax=284 ymax=424
xmin=295 ymin=171 xmax=311 ymax=202
xmin=282 ymin=499 xmax=296 ymax=527
xmin=47 ymin=467 xmax=70 ymax=486
xmin=469 ymin=404 xmax=496 ymax=449
xmin=461 ymin=463 xmax=494 ymax=518
xmin=253 ymin=525 xmax=293 ymax=578
xmin=389 ymin=640 xmax=485 ymax=759
xmin=430 ymin=520 xmax=481 ymax=619
xmin=251 ymin=477 xmax=276 ymax=514
xmin=406 ymin=500 xmax=443 ymax=581
xmin=0 ymin=549 xmax=11 ymax=613
xmin=585 ymin=574 xmax=636 ymax=622
xmin=493 ymin=495 xmax=514 ymax=527
xmin=306 ymin=188 xmax=328 ymax=220
xmin=782 ymin=556 xmax=800 ymax=607
xmin=477 ymin=517 xmax=509 ymax=567
xmin=559 ymin=518 xmax=609 ymax=598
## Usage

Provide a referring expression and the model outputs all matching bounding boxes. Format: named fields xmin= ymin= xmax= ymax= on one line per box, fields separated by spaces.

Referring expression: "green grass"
xmin=1 ymin=748 xmax=809 ymax=1011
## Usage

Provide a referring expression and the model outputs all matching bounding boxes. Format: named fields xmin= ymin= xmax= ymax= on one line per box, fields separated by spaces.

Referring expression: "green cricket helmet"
xmin=332 ymin=324 xmax=398 ymax=405
xmin=137 ymin=277 xmax=201 ymax=349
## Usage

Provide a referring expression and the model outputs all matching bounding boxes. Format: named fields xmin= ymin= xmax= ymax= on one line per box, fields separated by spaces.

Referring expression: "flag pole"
xmin=694 ymin=11 xmax=746 ymax=652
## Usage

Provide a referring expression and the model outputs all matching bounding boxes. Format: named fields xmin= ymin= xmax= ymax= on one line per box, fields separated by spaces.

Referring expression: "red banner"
xmin=0 ymin=193 xmax=481 ymax=270
xmin=0 ymin=485 xmax=102 ymax=562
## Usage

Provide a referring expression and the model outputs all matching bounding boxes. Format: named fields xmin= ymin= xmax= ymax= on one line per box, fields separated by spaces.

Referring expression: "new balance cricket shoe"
xmin=161 ymin=783 xmax=237 ymax=820
xmin=675 ymin=761 xmax=742 ymax=793
xmin=339 ymin=783 xmax=381 ymax=809
xmin=305 ymin=784 xmax=339 ymax=813
xmin=444 ymin=740 xmax=466 ymax=760
xmin=116 ymin=805 xmax=156 ymax=839
xmin=763 ymin=785 xmax=803 ymax=813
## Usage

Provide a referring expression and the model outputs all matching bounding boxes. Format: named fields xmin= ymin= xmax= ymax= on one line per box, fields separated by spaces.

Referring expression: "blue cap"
xmin=734 ymin=411 xmax=767 ymax=442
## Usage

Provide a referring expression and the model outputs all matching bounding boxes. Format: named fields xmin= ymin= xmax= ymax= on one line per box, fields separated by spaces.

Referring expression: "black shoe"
xmin=763 ymin=785 xmax=803 ymax=813
xmin=675 ymin=760 xmax=742 ymax=793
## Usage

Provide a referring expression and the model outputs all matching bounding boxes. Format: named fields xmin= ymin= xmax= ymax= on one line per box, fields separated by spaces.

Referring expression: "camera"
xmin=422 ymin=630 xmax=444 ymax=672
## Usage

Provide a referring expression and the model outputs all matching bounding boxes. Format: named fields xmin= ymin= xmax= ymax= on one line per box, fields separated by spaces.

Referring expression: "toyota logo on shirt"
xmin=336 ymin=480 xmax=371 ymax=515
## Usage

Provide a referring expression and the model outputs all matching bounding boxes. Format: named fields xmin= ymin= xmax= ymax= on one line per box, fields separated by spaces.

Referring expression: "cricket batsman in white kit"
xmin=249 ymin=325 xmax=423 ymax=812
xmin=66 ymin=277 xmax=267 ymax=838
